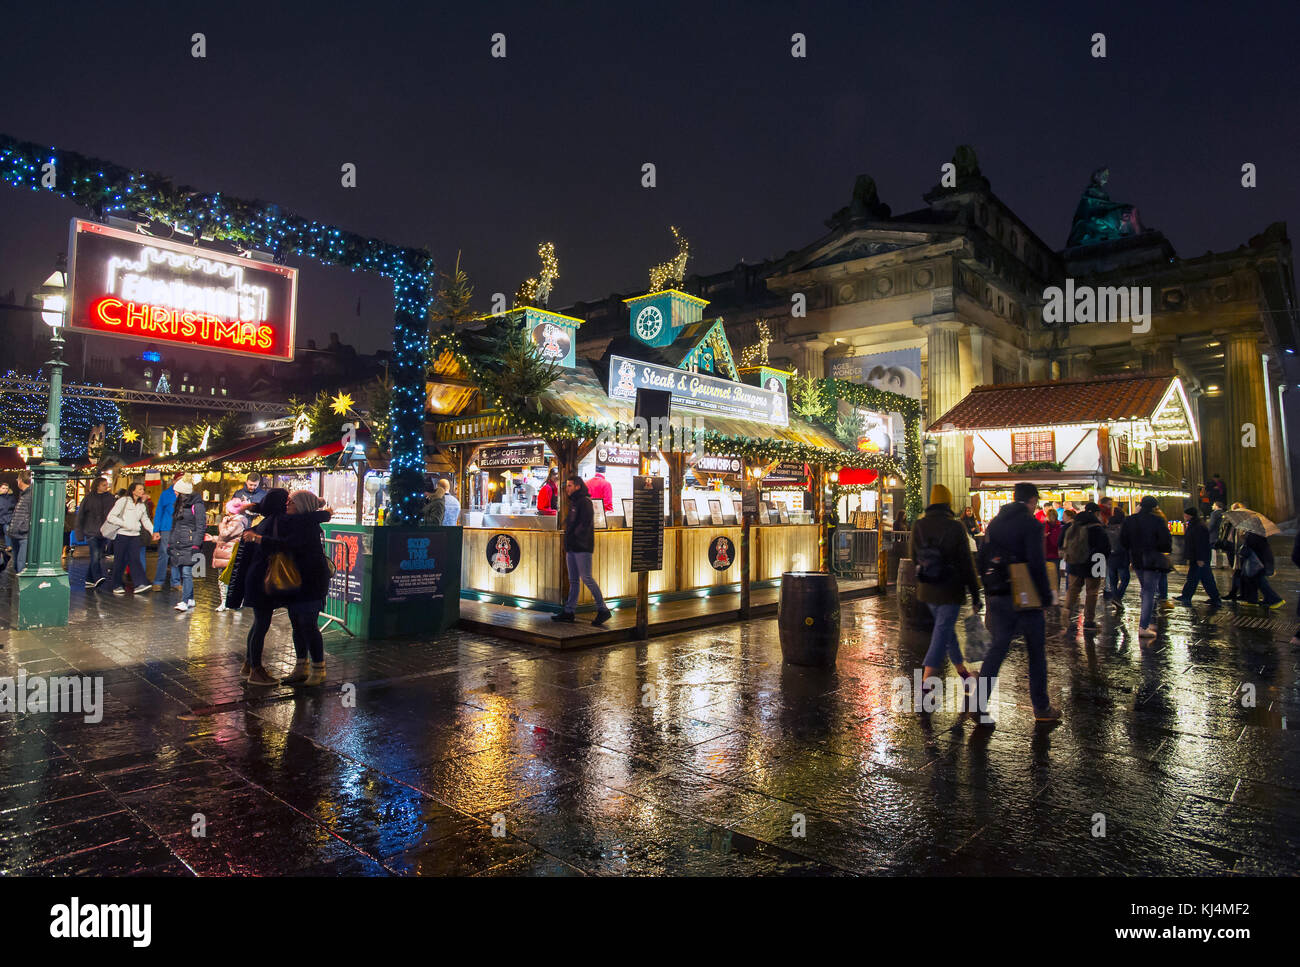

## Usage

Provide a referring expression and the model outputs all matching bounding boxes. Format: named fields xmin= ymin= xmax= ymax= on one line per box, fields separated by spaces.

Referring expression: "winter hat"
xmin=929 ymin=483 xmax=952 ymax=507
xmin=173 ymin=479 xmax=194 ymax=495
xmin=289 ymin=490 xmax=325 ymax=514
xmin=1140 ymin=495 xmax=1159 ymax=510
xmin=225 ymin=497 xmax=249 ymax=515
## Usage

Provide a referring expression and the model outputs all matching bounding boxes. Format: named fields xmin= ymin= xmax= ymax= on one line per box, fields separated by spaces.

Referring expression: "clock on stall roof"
xmin=634 ymin=304 xmax=664 ymax=342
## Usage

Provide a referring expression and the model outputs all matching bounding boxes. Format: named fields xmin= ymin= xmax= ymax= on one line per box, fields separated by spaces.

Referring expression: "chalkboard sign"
xmin=630 ymin=475 xmax=665 ymax=572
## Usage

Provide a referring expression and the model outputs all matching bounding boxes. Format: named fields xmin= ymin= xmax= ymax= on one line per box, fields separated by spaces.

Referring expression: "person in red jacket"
xmin=537 ymin=467 xmax=559 ymax=516
xmin=585 ymin=465 xmax=614 ymax=513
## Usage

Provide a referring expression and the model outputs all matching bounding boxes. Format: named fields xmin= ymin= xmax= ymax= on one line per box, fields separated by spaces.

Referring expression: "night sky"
xmin=1 ymin=0 xmax=1296 ymax=355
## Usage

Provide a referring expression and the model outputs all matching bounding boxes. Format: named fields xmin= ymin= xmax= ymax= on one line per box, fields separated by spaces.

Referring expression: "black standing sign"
xmin=630 ymin=475 xmax=665 ymax=572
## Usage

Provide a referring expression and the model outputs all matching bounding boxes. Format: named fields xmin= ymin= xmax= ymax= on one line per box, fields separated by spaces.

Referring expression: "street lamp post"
xmin=17 ymin=260 xmax=74 ymax=629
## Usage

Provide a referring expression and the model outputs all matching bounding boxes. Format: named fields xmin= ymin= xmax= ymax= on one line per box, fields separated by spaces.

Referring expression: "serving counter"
xmin=462 ymin=523 xmax=819 ymax=610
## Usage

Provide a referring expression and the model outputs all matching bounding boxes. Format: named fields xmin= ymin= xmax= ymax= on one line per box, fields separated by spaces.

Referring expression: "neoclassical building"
xmin=565 ymin=148 xmax=1299 ymax=522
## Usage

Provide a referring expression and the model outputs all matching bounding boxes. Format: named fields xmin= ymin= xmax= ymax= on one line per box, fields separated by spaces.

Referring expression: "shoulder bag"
xmin=100 ymin=497 xmax=127 ymax=540
xmin=263 ymin=517 xmax=303 ymax=594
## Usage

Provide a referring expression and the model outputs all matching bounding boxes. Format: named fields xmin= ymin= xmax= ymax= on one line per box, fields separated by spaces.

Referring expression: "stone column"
xmin=793 ymin=338 xmax=830 ymax=379
xmin=919 ymin=319 xmax=968 ymax=507
xmin=1220 ymin=329 xmax=1276 ymax=519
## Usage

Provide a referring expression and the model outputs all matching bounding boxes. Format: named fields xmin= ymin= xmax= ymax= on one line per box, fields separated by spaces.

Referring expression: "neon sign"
xmin=67 ymin=219 xmax=297 ymax=361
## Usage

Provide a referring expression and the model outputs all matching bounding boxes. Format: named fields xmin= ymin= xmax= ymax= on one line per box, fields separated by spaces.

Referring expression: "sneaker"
xmin=592 ymin=608 xmax=612 ymax=626
xmin=112 ymin=587 xmax=126 ymax=595
xmin=1269 ymin=600 xmax=1285 ymax=611
xmin=1034 ymin=705 xmax=1063 ymax=723
xmin=135 ymin=584 xmax=151 ymax=594
xmin=93 ymin=577 xmax=106 ymax=588
xmin=550 ymin=611 xmax=576 ymax=623
xmin=151 ymin=584 xmax=163 ymax=592
xmin=187 ymin=598 xmax=195 ymax=608
xmin=1138 ymin=626 xmax=1157 ymax=638
xmin=84 ymin=581 xmax=96 ymax=589
xmin=246 ymin=666 xmax=279 ymax=686
xmin=215 ymin=603 xmax=227 ymax=613
xmin=174 ymin=600 xmax=189 ymax=612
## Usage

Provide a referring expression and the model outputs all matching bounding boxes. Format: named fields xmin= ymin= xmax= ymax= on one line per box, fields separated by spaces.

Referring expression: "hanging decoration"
xmin=330 ymin=391 xmax=356 ymax=416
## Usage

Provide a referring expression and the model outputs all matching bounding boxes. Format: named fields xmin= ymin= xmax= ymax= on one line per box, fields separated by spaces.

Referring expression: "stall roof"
xmin=125 ymin=433 xmax=284 ymax=471
xmin=544 ymin=361 xmax=844 ymax=450
xmin=928 ymin=372 xmax=1187 ymax=434
xmin=601 ymin=318 xmax=738 ymax=379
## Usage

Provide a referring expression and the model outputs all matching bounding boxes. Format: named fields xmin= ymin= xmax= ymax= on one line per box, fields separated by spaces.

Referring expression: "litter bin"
xmin=778 ymin=571 xmax=841 ymax=667
xmin=897 ymin=558 xmax=935 ymax=631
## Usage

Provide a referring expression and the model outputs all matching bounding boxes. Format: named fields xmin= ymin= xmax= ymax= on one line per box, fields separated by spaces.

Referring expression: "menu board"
xmin=708 ymin=499 xmax=724 ymax=526
xmin=731 ymin=499 xmax=743 ymax=521
xmin=630 ymin=475 xmax=665 ymax=572
xmin=621 ymin=498 xmax=634 ymax=523
xmin=592 ymin=502 xmax=607 ymax=529
xmin=685 ymin=508 xmax=700 ymax=526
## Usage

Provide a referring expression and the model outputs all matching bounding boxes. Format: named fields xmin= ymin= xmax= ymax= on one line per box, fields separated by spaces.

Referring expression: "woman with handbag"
xmin=237 ymin=489 xmax=333 ymax=686
xmin=106 ymin=482 xmax=159 ymax=595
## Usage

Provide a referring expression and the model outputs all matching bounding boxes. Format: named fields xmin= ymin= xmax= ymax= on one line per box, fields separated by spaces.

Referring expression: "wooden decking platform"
xmin=458 ymin=578 xmax=880 ymax=649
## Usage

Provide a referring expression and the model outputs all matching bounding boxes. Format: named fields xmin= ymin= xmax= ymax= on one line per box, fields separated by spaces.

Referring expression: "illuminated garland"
xmin=0 ymin=133 xmax=433 ymax=524
xmin=0 ymin=369 xmax=123 ymax=460
xmin=821 ymin=377 xmax=924 ymax=521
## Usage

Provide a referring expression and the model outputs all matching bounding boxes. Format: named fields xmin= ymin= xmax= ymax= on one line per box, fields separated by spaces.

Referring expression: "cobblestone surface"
xmin=1 ymin=545 xmax=1298 ymax=876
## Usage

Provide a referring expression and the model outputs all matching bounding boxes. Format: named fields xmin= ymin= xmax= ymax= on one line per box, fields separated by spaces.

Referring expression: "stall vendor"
xmin=586 ymin=465 xmax=614 ymax=512
xmin=537 ymin=467 xmax=559 ymax=516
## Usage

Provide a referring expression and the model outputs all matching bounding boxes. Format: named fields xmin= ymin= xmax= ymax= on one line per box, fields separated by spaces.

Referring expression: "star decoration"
xmin=330 ymin=392 xmax=355 ymax=415
xmin=122 ymin=428 xmax=140 ymax=443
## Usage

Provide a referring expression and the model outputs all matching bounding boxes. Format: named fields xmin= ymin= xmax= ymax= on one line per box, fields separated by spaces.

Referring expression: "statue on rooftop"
xmin=1067 ymin=167 xmax=1143 ymax=247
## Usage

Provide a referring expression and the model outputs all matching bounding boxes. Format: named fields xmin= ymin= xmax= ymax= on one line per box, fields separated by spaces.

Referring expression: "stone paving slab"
xmin=1 ymin=550 xmax=1299 ymax=876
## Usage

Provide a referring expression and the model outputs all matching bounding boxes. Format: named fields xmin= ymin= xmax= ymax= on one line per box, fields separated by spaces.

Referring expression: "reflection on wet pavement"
xmin=2 ymin=553 xmax=1298 ymax=875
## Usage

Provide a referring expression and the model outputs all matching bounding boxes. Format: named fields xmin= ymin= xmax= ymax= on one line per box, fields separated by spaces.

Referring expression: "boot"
xmin=238 ymin=659 xmax=251 ymax=680
xmin=280 ymin=660 xmax=310 ymax=685
xmin=246 ymin=665 xmax=279 ymax=686
xmin=303 ymin=661 xmax=327 ymax=686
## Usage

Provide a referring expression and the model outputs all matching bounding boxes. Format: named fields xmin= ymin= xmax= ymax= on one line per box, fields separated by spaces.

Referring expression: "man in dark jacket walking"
xmin=975 ymin=482 xmax=1060 ymax=727
xmin=1061 ymin=502 xmax=1109 ymax=629
xmin=551 ymin=475 xmax=610 ymax=626
xmin=8 ymin=471 xmax=33 ymax=573
xmin=74 ymin=477 xmax=117 ymax=587
xmin=0 ymin=481 xmax=15 ymax=572
xmin=1120 ymin=495 xmax=1173 ymax=638
xmin=1104 ymin=506 xmax=1130 ymax=603
xmin=911 ymin=484 xmax=981 ymax=703
xmin=1176 ymin=507 xmax=1221 ymax=606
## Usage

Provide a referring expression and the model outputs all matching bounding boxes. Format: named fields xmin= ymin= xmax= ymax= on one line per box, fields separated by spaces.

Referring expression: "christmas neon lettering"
xmin=91 ymin=296 xmax=276 ymax=353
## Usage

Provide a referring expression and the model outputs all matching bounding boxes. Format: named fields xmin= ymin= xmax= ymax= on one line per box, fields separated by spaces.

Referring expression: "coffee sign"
xmin=67 ymin=218 xmax=297 ymax=361
xmin=478 ymin=442 xmax=546 ymax=469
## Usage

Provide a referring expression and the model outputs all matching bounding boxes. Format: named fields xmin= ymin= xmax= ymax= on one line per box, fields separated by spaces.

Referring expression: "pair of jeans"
xmin=564 ymin=551 xmax=607 ymax=612
xmin=1107 ymin=563 xmax=1130 ymax=599
xmin=1159 ymin=569 xmax=1168 ymax=599
xmin=288 ymin=599 xmax=326 ymax=662
xmin=1064 ymin=573 xmax=1101 ymax=624
xmin=109 ymin=534 xmax=146 ymax=590
xmin=154 ymin=530 xmax=180 ymax=587
xmin=1240 ymin=574 xmax=1283 ymax=606
xmin=1179 ymin=563 xmax=1221 ymax=603
xmin=978 ymin=595 xmax=1050 ymax=714
xmin=87 ymin=536 xmax=109 ymax=582
xmin=13 ymin=536 xmax=27 ymax=573
xmin=1136 ymin=568 xmax=1161 ymax=628
xmin=923 ymin=601 xmax=963 ymax=668
xmin=180 ymin=565 xmax=194 ymax=602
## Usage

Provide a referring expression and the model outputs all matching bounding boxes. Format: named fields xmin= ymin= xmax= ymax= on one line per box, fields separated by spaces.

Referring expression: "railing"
xmin=434 ymin=412 xmax=518 ymax=442
xmin=832 ymin=527 xmax=880 ymax=579
xmin=0 ymin=376 xmax=285 ymax=414
xmin=319 ymin=537 xmax=355 ymax=636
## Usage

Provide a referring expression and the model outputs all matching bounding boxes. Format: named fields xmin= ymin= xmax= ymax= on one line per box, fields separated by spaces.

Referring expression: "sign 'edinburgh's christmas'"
xmin=67 ymin=218 xmax=298 ymax=361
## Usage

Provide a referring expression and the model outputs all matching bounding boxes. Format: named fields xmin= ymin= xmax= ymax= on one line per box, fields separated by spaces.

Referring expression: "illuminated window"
xmin=1012 ymin=431 xmax=1055 ymax=463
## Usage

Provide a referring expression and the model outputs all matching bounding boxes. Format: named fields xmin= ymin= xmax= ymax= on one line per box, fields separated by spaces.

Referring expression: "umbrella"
xmin=1223 ymin=509 xmax=1280 ymax=537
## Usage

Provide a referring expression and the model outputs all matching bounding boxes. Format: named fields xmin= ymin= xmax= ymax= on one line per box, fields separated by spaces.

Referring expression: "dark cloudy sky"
xmin=1 ymin=0 xmax=1296 ymax=354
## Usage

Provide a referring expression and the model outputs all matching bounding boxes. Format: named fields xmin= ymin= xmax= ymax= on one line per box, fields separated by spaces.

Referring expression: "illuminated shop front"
xmin=927 ymin=372 xmax=1200 ymax=522
xmin=430 ymin=293 xmax=897 ymax=612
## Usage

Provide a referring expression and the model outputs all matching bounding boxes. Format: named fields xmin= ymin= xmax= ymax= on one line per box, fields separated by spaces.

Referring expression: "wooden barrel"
xmin=778 ymin=571 xmax=841 ymax=667
xmin=896 ymin=558 xmax=935 ymax=630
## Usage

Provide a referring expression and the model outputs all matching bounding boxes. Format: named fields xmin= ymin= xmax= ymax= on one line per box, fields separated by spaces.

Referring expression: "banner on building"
xmin=829 ymin=348 xmax=922 ymax=459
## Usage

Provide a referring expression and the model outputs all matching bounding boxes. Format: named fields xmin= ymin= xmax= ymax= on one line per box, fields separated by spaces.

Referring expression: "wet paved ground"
xmin=2 ymin=544 xmax=1299 ymax=876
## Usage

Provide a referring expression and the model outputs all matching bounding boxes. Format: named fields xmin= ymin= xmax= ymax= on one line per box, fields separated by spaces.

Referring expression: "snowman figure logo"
xmin=615 ymin=359 xmax=637 ymax=398
xmin=541 ymin=324 xmax=563 ymax=359
xmin=491 ymin=535 xmax=516 ymax=573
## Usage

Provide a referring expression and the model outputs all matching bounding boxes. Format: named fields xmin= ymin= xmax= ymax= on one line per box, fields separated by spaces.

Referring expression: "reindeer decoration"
xmin=648 ymin=226 xmax=690 ymax=291
xmin=514 ymin=241 xmax=559 ymax=308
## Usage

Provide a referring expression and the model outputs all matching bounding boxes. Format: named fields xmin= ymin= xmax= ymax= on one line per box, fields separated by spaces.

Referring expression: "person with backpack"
xmin=151 ymin=473 xmax=185 ymax=592
xmin=911 ymin=484 xmax=982 ymax=707
xmin=1061 ymin=501 xmax=1109 ymax=629
xmin=1175 ymin=506 xmax=1221 ymax=606
xmin=167 ymin=480 xmax=206 ymax=612
xmin=1104 ymin=505 xmax=1130 ymax=604
xmin=974 ymin=482 xmax=1061 ymax=727
xmin=1120 ymin=495 xmax=1172 ymax=638
xmin=74 ymin=476 xmax=117 ymax=588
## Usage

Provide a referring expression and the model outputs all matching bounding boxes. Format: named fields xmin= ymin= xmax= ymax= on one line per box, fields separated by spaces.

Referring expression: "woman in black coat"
xmin=236 ymin=488 xmax=333 ymax=686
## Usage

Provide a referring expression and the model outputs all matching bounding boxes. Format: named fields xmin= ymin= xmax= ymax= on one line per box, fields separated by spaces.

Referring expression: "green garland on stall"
xmin=818 ymin=378 xmax=924 ymax=521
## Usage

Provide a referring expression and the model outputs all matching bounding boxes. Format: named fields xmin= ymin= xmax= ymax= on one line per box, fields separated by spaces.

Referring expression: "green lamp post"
xmin=17 ymin=259 xmax=74 ymax=629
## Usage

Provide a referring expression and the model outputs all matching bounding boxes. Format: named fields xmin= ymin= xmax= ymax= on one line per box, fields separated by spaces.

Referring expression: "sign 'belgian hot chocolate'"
xmin=67 ymin=218 xmax=298 ymax=361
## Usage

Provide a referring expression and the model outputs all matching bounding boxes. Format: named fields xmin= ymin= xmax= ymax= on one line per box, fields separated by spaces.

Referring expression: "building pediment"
xmin=780 ymin=229 xmax=943 ymax=277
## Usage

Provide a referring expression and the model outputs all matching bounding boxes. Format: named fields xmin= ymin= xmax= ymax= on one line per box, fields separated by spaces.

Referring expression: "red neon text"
xmin=90 ymin=296 xmax=277 ymax=354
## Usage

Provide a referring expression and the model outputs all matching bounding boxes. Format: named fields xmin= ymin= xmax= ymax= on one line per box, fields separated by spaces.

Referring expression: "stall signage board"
xmin=327 ymin=531 xmax=366 ymax=605
xmin=478 ymin=442 xmax=546 ymax=469
xmin=695 ymin=454 xmax=742 ymax=475
xmin=594 ymin=443 xmax=641 ymax=467
xmin=630 ymin=475 xmax=665 ymax=572
xmin=67 ymin=218 xmax=297 ymax=361
xmin=608 ymin=355 xmax=789 ymax=427
xmin=764 ymin=461 xmax=808 ymax=485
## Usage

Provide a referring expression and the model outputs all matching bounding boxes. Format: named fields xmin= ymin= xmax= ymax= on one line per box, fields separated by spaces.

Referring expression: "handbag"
xmin=1238 ymin=546 xmax=1264 ymax=578
xmin=100 ymin=497 xmax=126 ymax=540
xmin=263 ymin=518 xmax=302 ymax=594
xmin=1142 ymin=549 xmax=1173 ymax=572
xmin=1009 ymin=562 xmax=1043 ymax=610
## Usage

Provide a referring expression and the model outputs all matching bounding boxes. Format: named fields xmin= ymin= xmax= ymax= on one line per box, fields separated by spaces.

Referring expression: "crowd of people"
xmin=912 ymin=481 xmax=1300 ymax=730
xmin=1 ymin=469 xmax=336 ymax=689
